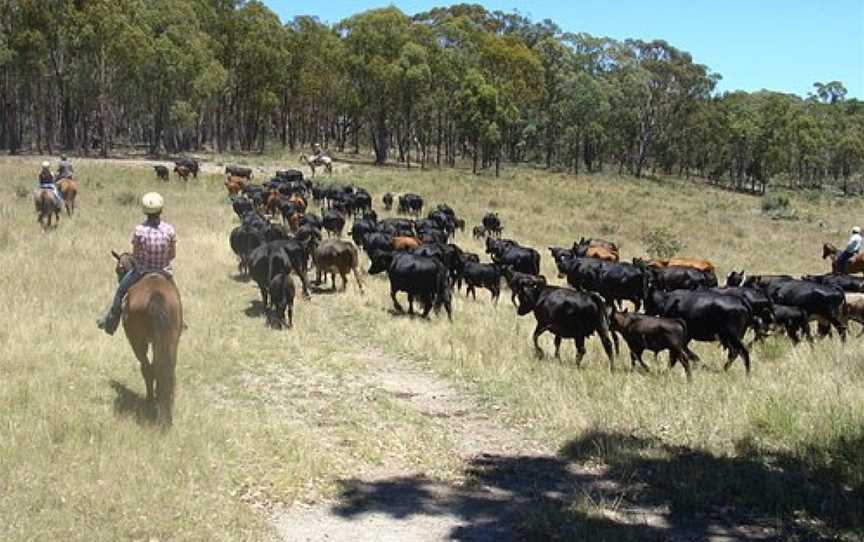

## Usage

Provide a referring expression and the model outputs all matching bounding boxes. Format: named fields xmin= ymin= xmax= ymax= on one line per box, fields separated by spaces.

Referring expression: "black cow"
xmin=645 ymin=289 xmax=752 ymax=374
xmin=249 ymin=239 xmax=312 ymax=305
xmin=322 ymin=209 xmax=346 ymax=238
xmin=746 ymin=278 xmax=846 ymax=340
xmin=363 ymin=232 xmax=393 ymax=255
xmin=368 ymin=251 xmax=452 ymax=320
xmin=567 ymin=259 xmax=647 ymax=311
xmin=461 ymin=261 xmax=502 ymax=303
xmin=266 ymin=273 xmax=295 ymax=330
xmin=398 ymin=193 xmax=424 ymax=216
xmin=382 ymin=192 xmax=394 ymax=211
xmin=231 ymin=196 xmax=255 ymax=220
xmin=802 ymin=273 xmax=864 ymax=292
xmin=710 ymin=287 xmax=774 ymax=341
xmin=153 ymin=165 xmax=169 ymax=181
xmin=229 ymin=225 xmax=264 ymax=275
xmin=482 ymin=212 xmax=502 ymax=237
xmin=516 ymin=285 xmax=615 ymax=370
xmin=380 ymin=218 xmax=415 ymax=238
xmin=486 ymin=238 xmax=540 ymax=275
xmin=645 ymin=265 xmax=717 ymax=291
xmin=350 ymin=218 xmax=378 ymax=248
xmin=226 ymin=165 xmax=253 ymax=179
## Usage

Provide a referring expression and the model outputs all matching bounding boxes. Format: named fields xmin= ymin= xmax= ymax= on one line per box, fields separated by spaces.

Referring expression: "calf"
xmin=516 ymin=284 xmax=615 ymax=370
xmin=772 ymin=304 xmax=812 ymax=344
xmin=313 ymin=239 xmax=363 ymax=293
xmin=225 ymin=175 xmax=247 ymax=196
xmin=462 ymin=261 xmax=502 ymax=303
xmin=267 ymin=273 xmax=295 ymax=329
xmin=609 ymin=310 xmax=694 ymax=380
xmin=482 ymin=212 xmax=502 ymax=237
xmin=382 ymin=192 xmax=394 ymax=211
xmin=153 ymin=165 xmax=169 ymax=181
xmin=472 ymin=226 xmax=486 ymax=239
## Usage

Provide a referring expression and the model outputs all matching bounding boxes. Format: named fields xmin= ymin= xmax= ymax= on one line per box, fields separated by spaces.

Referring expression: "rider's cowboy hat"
xmin=142 ymin=192 xmax=164 ymax=215
xmin=41 ymin=161 xmax=50 ymax=168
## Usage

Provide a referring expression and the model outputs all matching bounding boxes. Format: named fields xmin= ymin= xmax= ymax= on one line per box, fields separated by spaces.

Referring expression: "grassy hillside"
xmin=1 ymin=156 xmax=862 ymax=540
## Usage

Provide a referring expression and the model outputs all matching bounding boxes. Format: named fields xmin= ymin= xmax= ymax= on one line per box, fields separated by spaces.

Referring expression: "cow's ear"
xmin=111 ymin=250 xmax=121 ymax=261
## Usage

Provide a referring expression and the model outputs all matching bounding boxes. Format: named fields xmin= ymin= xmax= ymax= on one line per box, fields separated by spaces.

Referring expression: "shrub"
xmin=641 ymin=226 xmax=685 ymax=259
xmin=761 ymin=193 xmax=798 ymax=221
xmin=761 ymin=193 xmax=790 ymax=213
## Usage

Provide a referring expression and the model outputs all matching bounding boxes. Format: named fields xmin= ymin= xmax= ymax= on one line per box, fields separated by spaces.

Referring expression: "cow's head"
xmin=725 ymin=270 xmax=745 ymax=287
xmin=368 ymin=250 xmax=394 ymax=275
xmin=516 ymin=284 xmax=543 ymax=316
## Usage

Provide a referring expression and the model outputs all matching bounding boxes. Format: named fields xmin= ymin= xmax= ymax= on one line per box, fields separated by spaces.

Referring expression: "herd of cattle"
xmin=223 ymin=168 xmax=864 ymax=380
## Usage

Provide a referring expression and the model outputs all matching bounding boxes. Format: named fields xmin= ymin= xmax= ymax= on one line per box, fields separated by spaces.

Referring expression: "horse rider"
xmin=97 ymin=192 xmax=177 ymax=335
xmin=835 ymin=226 xmax=862 ymax=273
xmin=57 ymin=154 xmax=74 ymax=180
xmin=312 ymin=142 xmax=326 ymax=164
xmin=37 ymin=161 xmax=62 ymax=201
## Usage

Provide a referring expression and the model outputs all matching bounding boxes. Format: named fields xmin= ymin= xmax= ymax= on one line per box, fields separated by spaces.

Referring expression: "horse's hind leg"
xmin=129 ymin=336 xmax=155 ymax=402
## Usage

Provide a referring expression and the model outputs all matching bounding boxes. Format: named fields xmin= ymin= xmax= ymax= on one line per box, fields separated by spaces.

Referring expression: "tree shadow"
xmin=328 ymin=429 xmax=863 ymax=540
xmin=109 ymin=379 xmax=157 ymax=426
xmin=560 ymin=429 xmax=864 ymax=540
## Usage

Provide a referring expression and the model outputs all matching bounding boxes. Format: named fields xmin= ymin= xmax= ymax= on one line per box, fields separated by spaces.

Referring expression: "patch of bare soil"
xmin=270 ymin=349 xmax=781 ymax=541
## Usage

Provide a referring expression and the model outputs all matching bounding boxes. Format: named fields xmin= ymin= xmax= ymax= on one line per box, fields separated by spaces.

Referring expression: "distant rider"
xmin=835 ymin=226 xmax=862 ymax=273
xmin=96 ymin=192 xmax=177 ymax=335
xmin=57 ymin=154 xmax=74 ymax=180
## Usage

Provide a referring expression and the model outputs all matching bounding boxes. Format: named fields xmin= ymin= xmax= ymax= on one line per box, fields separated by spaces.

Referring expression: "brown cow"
xmin=392 ymin=236 xmax=421 ymax=251
xmin=584 ymin=245 xmax=619 ymax=262
xmin=224 ymin=175 xmax=247 ymax=196
xmin=174 ymin=165 xmax=191 ymax=181
xmin=288 ymin=194 xmax=307 ymax=213
xmin=313 ymin=239 xmax=363 ymax=293
xmin=646 ymin=258 xmax=716 ymax=275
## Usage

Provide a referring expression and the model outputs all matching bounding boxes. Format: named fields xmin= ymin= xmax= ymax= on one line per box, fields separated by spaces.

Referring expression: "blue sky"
xmin=264 ymin=0 xmax=864 ymax=98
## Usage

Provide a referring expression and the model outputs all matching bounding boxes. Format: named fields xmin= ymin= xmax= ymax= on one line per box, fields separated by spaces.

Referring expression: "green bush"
xmin=641 ymin=226 xmax=685 ymax=259
xmin=761 ymin=193 xmax=790 ymax=212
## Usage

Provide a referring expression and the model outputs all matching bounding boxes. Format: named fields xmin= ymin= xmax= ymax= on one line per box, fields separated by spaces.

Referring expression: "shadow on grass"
xmin=329 ymin=430 xmax=864 ymax=540
xmin=230 ymin=272 xmax=250 ymax=283
xmin=110 ymin=379 xmax=157 ymax=426
xmin=243 ymin=300 xmax=266 ymax=318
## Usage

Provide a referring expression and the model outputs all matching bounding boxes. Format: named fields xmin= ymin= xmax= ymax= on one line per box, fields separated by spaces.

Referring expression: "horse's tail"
xmin=148 ymin=289 xmax=180 ymax=426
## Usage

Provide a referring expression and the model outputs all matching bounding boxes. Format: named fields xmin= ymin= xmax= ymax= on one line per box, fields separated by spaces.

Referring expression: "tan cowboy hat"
xmin=853 ymin=226 xmax=861 ymax=234
xmin=41 ymin=161 xmax=50 ymax=168
xmin=142 ymin=192 xmax=164 ymax=215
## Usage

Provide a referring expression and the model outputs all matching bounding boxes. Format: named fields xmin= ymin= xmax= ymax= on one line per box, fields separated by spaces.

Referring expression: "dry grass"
xmin=1 ymin=156 xmax=862 ymax=539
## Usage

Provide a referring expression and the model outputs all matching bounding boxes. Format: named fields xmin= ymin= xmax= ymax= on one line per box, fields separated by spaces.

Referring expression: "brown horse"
xmin=57 ymin=178 xmax=78 ymax=216
xmin=111 ymin=251 xmax=184 ymax=426
xmin=823 ymin=243 xmax=864 ymax=274
xmin=34 ymin=189 xmax=61 ymax=230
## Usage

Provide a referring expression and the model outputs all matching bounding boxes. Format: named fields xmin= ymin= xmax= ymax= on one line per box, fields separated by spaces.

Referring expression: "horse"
xmin=110 ymin=251 xmax=184 ymax=426
xmin=823 ymin=242 xmax=864 ymax=274
xmin=34 ymin=188 xmax=61 ymax=230
xmin=57 ymin=178 xmax=78 ymax=216
xmin=300 ymin=153 xmax=333 ymax=178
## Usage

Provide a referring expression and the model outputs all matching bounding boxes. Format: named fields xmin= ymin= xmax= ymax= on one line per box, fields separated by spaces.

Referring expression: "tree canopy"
xmin=1 ymin=1 xmax=861 ymax=192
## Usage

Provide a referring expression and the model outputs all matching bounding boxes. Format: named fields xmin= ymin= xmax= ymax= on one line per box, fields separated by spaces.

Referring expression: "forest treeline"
xmin=2 ymin=1 xmax=862 ymax=192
